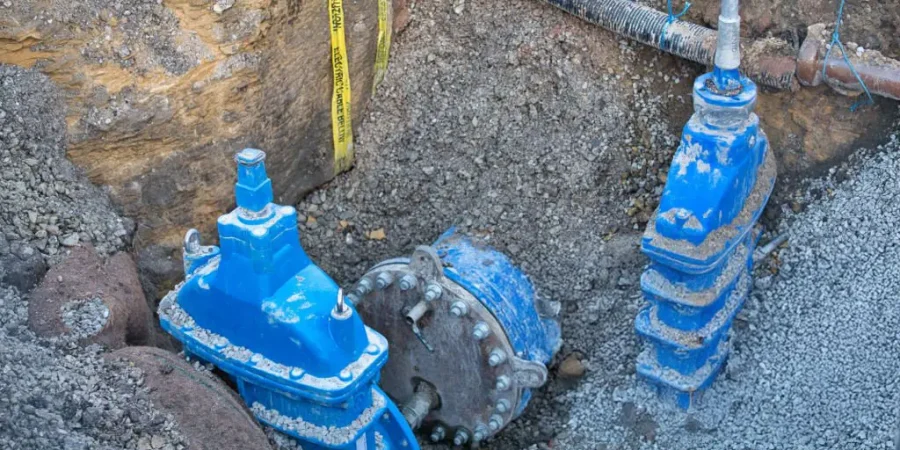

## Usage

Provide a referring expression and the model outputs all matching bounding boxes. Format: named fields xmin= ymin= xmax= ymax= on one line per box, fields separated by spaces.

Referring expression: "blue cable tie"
xmin=822 ymin=0 xmax=874 ymax=111
xmin=659 ymin=0 xmax=691 ymax=50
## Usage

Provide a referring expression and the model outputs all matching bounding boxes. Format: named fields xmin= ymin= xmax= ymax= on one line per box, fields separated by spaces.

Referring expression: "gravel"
xmin=61 ymin=297 xmax=111 ymax=340
xmin=0 ymin=285 xmax=185 ymax=450
xmin=289 ymin=0 xmax=900 ymax=447
xmin=538 ymin=125 xmax=900 ymax=450
xmin=298 ymin=0 xmax=695 ymax=297
xmin=5 ymin=0 xmax=210 ymax=77
xmin=2 ymin=0 xmax=896 ymax=448
xmin=0 ymin=65 xmax=131 ymax=291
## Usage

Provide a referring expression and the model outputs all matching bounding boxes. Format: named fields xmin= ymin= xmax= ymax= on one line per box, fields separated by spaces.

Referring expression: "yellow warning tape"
xmin=373 ymin=0 xmax=392 ymax=95
xmin=328 ymin=0 xmax=354 ymax=174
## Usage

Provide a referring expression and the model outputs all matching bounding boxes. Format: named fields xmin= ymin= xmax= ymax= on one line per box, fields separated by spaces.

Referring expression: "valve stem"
xmin=712 ymin=0 xmax=743 ymax=93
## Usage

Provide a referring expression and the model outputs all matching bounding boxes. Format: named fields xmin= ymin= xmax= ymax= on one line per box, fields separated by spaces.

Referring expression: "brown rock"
xmin=0 ymin=0 xmax=395 ymax=281
xmin=558 ymin=352 xmax=586 ymax=379
xmin=27 ymin=245 xmax=155 ymax=349
xmin=393 ymin=0 xmax=413 ymax=34
xmin=756 ymin=86 xmax=895 ymax=175
xmin=110 ymin=347 xmax=271 ymax=450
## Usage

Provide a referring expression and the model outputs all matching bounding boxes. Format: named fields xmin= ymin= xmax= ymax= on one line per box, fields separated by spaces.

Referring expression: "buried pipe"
xmin=539 ymin=0 xmax=900 ymax=100
xmin=797 ymin=26 xmax=900 ymax=101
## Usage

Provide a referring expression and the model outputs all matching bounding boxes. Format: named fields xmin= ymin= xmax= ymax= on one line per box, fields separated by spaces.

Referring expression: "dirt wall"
xmin=0 ymin=0 xmax=392 ymax=293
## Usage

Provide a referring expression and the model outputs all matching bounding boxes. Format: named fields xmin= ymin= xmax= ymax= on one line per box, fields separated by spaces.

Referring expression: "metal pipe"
xmin=753 ymin=233 xmax=788 ymax=263
xmin=401 ymin=380 xmax=440 ymax=430
xmin=797 ymin=34 xmax=900 ymax=101
xmin=712 ymin=0 xmax=742 ymax=92
xmin=538 ymin=0 xmax=900 ymax=99
xmin=715 ymin=0 xmax=740 ymax=71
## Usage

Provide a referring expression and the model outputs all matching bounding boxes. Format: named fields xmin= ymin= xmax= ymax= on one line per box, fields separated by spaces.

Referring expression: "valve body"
xmin=634 ymin=73 xmax=776 ymax=408
xmin=158 ymin=149 xmax=418 ymax=450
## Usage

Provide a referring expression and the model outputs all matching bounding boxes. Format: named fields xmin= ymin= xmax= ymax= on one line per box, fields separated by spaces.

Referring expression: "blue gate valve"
xmin=634 ymin=0 xmax=777 ymax=409
xmin=158 ymin=148 xmax=419 ymax=450
xmin=350 ymin=230 xmax=562 ymax=446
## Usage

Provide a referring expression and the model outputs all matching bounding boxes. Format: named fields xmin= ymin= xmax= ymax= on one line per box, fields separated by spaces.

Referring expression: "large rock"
xmin=0 ymin=240 xmax=47 ymax=293
xmin=0 ymin=0 xmax=401 ymax=292
xmin=110 ymin=346 xmax=272 ymax=450
xmin=27 ymin=244 xmax=157 ymax=348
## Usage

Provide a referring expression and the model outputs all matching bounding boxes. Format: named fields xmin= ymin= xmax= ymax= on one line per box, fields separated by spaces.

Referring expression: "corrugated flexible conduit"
xmin=539 ymin=0 xmax=900 ymax=100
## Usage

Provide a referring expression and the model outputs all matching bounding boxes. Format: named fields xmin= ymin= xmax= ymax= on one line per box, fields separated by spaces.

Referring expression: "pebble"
xmin=558 ymin=353 xmax=586 ymax=379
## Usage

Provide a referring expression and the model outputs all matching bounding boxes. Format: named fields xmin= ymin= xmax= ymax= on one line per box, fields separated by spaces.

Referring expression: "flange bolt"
xmin=473 ymin=426 xmax=489 ymax=442
xmin=424 ymin=283 xmax=443 ymax=301
xmin=430 ymin=426 xmax=446 ymax=443
xmin=450 ymin=301 xmax=468 ymax=317
xmin=496 ymin=399 xmax=511 ymax=413
xmin=495 ymin=375 xmax=511 ymax=391
xmin=488 ymin=415 xmax=503 ymax=432
xmin=473 ymin=322 xmax=491 ymax=340
xmin=399 ymin=274 xmax=418 ymax=291
xmin=488 ymin=348 xmax=507 ymax=367
xmin=375 ymin=272 xmax=394 ymax=290
xmin=453 ymin=429 xmax=470 ymax=446
xmin=355 ymin=277 xmax=373 ymax=296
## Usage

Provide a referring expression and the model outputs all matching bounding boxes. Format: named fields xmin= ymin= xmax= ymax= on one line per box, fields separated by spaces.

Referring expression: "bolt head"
xmin=399 ymin=274 xmax=417 ymax=291
xmin=355 ymin=278 xmax=373 ymax=295
xmin=453 ymin=430 xmax=469 ymax=445
xmin=496 ymin=375 xmax=510 ymax=391
xmin=424 ymin=283 xmax=443 ymax=301
xmin=376 ymin=272 xmax=393 ymax=290
xmin=488 ymin=348 xmax=507 ymax=367
xmin=473 ymin=322 xmax=491 ymax=340
xmin=430 ymin=426 xmax=446 ymax=442
xmin=489 ymin=415 xmax=503 ymax=431
xmin=473 ymin=426 xmax=488 ymax=442
xmin=450 ymin=301 xmax=468 ymax=317
xmin=496 ymin=399 xmax=510 ymax=413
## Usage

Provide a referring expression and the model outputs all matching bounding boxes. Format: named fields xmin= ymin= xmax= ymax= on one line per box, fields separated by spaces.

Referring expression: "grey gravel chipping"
xmin=61 ymin=297 xmax=111 ymax=340
xmin=0 ymin=65 xmax=131 ymax=291
xmin=288 ymin=0 xmax=900 ymax=446
xmin=0 ymin=286 xmax=185 ymax=450
xmin=3 ymin=0 xmax=900 ymax=448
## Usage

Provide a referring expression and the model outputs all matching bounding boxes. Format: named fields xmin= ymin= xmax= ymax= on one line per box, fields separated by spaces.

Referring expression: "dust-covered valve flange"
xmin=351 ymin=229 xmax=562 ymax=446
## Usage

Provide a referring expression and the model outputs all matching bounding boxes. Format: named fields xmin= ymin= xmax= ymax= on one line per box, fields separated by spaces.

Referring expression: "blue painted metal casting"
xmin=434 ymin=229 xmax=562 ymax=379
xmin=352 ymin=230 xmax=561 ymax=445
xmin=634 ymin=70 xmax=777 ymax=408
xmin=158 ymin=149 xmax=419 ymax=450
